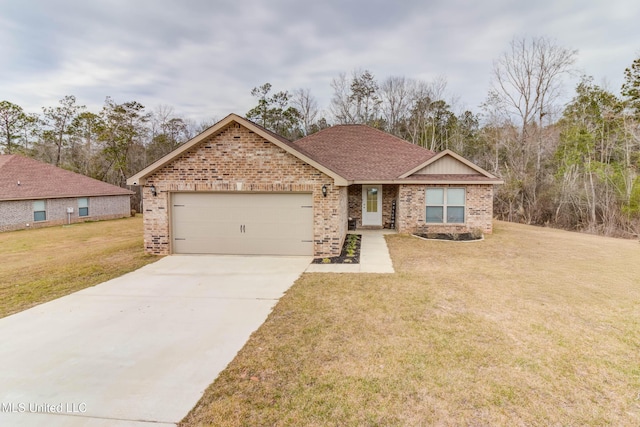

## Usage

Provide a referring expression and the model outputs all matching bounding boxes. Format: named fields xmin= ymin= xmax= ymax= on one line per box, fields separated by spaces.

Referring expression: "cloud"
xmin=1 ymin=0 xmax=639 ymax=123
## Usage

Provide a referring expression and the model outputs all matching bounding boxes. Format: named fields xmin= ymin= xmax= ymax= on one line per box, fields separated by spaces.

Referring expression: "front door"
xmin=362 ymin=185 xmax=382 ymax=226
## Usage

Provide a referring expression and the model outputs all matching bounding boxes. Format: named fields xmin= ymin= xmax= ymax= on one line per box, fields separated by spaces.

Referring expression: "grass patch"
xmin=181 ymin=221 xmax=640 ymax=426
xmin=0 ymin=216 xmax=158 ymax=318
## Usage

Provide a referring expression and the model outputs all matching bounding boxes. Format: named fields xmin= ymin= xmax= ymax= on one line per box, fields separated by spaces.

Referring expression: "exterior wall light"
xmin=322 ymin=184 xmax=328 ymax=197
xmin=149 ymin=184 xmax=157 ymax=197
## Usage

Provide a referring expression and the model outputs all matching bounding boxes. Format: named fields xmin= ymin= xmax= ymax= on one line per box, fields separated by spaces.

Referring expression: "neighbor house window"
xmin=426 ymin=188 xmax=465 ymax=223
xmin=78 ymin=198 xmax=89 ymax=217
xmin=33 ymin=200 xmax=46 ymax=222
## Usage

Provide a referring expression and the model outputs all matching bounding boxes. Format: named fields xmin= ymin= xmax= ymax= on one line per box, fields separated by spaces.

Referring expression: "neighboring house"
xmin=0 ymin=155 xmax=133 ymax=232
xmin=127 ymin=114 xmax=503 ymax=258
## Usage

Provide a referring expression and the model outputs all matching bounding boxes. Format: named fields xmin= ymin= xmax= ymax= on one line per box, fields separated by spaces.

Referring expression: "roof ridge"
xmin=296 ymin=125 xmax=437 ymax=155
xmin=290 ymin=125 xmax=436 ymax=180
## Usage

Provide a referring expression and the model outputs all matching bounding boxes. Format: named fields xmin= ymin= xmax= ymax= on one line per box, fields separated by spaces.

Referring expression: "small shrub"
xmin=471 ymin=228 xmax=484 ymax=239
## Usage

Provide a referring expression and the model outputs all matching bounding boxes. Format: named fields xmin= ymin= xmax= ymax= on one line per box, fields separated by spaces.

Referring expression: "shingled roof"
xmin=128 ymin=114 xmax=502 ymax=186
xmin=0 ymin=155 xmax=133 ymax=201
xmin=290 ymin=125 xmax=436 ymax=180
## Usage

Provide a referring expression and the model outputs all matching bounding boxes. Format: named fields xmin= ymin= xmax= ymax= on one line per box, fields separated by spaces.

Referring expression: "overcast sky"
xmin=1 ymin=0 xmax=639 ymax=123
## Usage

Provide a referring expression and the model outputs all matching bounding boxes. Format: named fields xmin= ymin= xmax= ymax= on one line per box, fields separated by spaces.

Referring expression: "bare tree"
xmin=330 ymin=72 xmax=355 ymax=124
xmin=291 ymin=88 xmax=318 ymax=136
xmin=185 ymin=117 xmax=218 ymax=139
xmin=147 ymin=104 xmax=190 ymax=161
xmin=150 ymin=104 xmax=176 ymax=140
xmin=379 ymin=76 xmax=412 ymax=136
xmin=488 ymin=36 xmax=577 ymax=223
xmin=492 ymin=37 xmax=576 ymax=128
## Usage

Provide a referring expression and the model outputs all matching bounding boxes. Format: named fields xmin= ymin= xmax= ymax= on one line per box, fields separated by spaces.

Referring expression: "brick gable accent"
xmin=143 ymin=123 xmax=345 ymax=257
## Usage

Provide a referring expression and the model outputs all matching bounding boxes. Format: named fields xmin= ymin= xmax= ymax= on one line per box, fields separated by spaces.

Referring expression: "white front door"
xmin=362 ymin=185 xmax=382 ymax=226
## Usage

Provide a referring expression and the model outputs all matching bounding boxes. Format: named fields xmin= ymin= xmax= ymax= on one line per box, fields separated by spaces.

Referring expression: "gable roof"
xmin=398 ymin=149 xmax=502 ymax=184
xmin=290 ymin=125 xmax=436 ymax=180
xmin=0 ymin=155 xmax=133 ymax=201
xmin=126 ymin=113 xmax=503 ymax=186
xmin=126 ymin=114 xmax=349 ymax=186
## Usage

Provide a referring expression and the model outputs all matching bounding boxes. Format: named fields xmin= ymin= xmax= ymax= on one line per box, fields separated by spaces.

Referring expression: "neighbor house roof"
xmin=0 ymin=155 xmax=133 ymax=201
xmin=127 ymin=113 xmax=503 ymax=186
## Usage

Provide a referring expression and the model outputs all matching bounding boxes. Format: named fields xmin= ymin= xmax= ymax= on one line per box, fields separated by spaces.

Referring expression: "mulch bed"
xmin=312 ymin=234 xmax=361 ymax=264
xmin=413 ymin=232 xmax=483 ymax=241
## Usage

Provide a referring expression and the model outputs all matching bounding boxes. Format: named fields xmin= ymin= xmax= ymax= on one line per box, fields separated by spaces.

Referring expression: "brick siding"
xmin=0 ymin=195 xmax=131 ymax=232
xmin=397 ymin=184 xmax=494 ymax=234
xmin=143 ymin=123 xmax=345 ymax=257
xmin=382 ymin=185 xmax=399 ymax=229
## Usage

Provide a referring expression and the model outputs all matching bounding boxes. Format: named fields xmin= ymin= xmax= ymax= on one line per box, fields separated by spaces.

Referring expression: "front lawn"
xmin=0 ymin=216 xmax=157 ymax=318
xmin=181 ymin=221 xmax=640 ymax=426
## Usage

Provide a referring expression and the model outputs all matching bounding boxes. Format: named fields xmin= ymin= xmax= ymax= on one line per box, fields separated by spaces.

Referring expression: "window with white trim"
xmin=33 ymin=200 xmax=46 ymax=222
xmin=426 ymin=188 xmax=465 ymax=223
xmin=78 ymin=197 xmax=89 ymax=217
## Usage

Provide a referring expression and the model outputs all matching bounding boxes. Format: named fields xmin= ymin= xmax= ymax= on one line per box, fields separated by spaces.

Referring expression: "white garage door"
xmin=171 ymin=193 xmax=314 ymax=255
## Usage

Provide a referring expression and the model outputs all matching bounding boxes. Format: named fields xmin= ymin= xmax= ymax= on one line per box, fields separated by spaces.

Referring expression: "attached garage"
xmin=171 ymin=192 xmax=314 ymax=256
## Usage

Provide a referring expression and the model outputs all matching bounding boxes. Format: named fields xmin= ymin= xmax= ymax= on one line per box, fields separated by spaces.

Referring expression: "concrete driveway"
xmin=0 ymin=255 xmax=311 ymax=427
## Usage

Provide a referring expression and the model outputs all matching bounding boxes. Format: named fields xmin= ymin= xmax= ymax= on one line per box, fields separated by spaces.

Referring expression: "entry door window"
xmin=366 ymin=187 xmax=378 ymax=212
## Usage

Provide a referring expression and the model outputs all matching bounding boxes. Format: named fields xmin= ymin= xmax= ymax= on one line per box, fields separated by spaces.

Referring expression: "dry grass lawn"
xmin=0 ymin=216 xmax=157 ymax=318
xmin=181 ymin=221 xmax=640 ymax=426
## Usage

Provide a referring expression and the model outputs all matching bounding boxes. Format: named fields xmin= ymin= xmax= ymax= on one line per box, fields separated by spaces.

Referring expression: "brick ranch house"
xmin=127 ymin=114 xmax=503 ymax=258
xmin=0 ymin=155 xmax=133 ymax=232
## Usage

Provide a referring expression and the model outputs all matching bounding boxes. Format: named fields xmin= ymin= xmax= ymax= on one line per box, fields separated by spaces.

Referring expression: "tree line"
xmin=1 ymin=36 xmax=638 ymax=237
xmin=246 ymin=37 xmax=640 ymax=238
xmin=0 ymin=97 xmax=215 ymax=187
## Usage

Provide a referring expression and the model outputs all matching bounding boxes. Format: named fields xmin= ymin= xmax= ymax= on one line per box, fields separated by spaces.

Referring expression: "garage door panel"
xmin=171 ymin=193 xmax=313 ymax=256
xmin=248 ymin=212 xmax=313 ymax=238
xmin=174 ymin=236 xmax=247 ymax=254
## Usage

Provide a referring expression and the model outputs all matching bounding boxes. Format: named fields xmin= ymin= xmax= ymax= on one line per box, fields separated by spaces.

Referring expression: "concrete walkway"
xmin=305 ymin=229 xmax=395 ymax=273
xmin=0 ymin=255 xmax=311 ymax=427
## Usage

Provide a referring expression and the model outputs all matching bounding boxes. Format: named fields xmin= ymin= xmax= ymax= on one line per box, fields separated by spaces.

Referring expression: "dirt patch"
xmin=312 ymin=234 xmax=361 ymax=264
